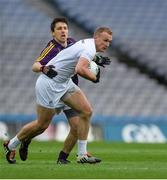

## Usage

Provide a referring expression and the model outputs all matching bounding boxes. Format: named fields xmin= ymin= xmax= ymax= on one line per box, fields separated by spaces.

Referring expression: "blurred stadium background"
xmin=1 ymin=0 xmax=167 ymax=143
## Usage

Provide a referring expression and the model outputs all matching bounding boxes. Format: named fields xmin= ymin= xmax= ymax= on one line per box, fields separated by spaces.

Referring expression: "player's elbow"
xmin=32 ymin=62 xmax=42 ymax=73
xmin=75 ymin=66 xmax=86 ymax=76
xmin=31 ymin=64 xmax=36 ymax=72
xmin=75 ymin=66 xmax=80 ymax=74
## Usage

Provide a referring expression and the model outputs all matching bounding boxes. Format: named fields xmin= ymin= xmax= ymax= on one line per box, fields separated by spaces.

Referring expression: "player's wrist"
xmin=40 ymin=65 xmax=57 ymax=78
xmin=40 ymin=65 xmax=45 ymax=72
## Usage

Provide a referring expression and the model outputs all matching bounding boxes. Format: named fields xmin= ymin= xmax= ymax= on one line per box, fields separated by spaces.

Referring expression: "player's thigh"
xmin=62 ymin=89 xmax=92 ymax=114
xmin=36 ymin=75 xmax=67 ymax=109
xmin=36 ymin=104 xmax=56 ymax=128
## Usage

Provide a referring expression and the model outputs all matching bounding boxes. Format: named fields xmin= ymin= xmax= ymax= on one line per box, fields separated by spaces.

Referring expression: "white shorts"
xmin=35 ymin=74 xmax=80 ymax=109
xmin=56 ymin=101 xmax=71 ymax=110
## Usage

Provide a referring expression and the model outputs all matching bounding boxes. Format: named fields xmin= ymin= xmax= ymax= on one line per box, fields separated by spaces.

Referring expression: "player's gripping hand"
xmin=93 ymin=55 xmax=111 ymax=67
xmin=92 ymin=67 xmax=100 ymax=83
xmin=40 ymin=65 xmax=58 ymax=78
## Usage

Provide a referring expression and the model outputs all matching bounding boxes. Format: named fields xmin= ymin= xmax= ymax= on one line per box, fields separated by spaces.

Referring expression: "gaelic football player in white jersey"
xmin=4 ymin=27 xmax=112 ymax=164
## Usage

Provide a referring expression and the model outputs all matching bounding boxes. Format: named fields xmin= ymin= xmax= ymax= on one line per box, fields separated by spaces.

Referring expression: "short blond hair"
xmin=94 ymin=27 xmax=112 ymax=37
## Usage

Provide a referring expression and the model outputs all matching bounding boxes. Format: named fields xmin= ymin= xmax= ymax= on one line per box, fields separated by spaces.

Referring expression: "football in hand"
xmin=88 ymin=61 xmax=99 ymax=75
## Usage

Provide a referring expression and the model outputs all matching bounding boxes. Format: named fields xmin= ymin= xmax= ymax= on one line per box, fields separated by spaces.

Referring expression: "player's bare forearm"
xmin=75 ymin=57 xmax=96 ymax=81
xmin=77 ymin=67 xmax=96 ymax=81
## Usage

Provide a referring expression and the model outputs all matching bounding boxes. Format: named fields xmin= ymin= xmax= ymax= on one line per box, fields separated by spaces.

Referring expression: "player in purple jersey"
xmin=31 ymin=17 xmax=82 ymax=164
xmin=3 ymin=17 xmax=111 ymax=164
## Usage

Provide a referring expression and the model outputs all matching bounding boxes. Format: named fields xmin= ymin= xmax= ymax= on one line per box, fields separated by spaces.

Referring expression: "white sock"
xmin=78 ymin=140 xmax=87 ymax=156
xmin=8 ymin=136 xmax=21 ymax=150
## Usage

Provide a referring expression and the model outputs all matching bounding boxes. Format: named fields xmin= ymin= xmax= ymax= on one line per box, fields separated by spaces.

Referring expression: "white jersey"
xmin=46 ymin=38 xmax=96 ymax=82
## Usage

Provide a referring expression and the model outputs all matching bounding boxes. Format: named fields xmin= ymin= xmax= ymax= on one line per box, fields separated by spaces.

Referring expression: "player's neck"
xmin=54 ymin=38 xmax=67 ymax=47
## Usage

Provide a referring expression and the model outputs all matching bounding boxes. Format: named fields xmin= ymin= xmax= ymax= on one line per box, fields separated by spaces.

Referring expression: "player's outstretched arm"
xmin=32 ymin=62 xmax=57 ymax=78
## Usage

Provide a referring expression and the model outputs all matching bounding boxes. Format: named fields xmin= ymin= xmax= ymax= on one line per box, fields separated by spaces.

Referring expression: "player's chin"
xmin=60 ymin=37 xmax=67 ymax=42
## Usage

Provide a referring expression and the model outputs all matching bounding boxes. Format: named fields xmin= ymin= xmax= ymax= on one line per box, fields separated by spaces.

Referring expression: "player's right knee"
xmin=80 ymin=107 xmax=93 ymax=120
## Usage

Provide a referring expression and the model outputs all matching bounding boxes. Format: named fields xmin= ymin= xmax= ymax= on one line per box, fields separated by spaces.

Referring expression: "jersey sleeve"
xmin=35 ymin=41 xmax=59 ymax=65
xmin=80 ymin=40 xmax=96 ymax=62
xmin=35 ymin=38 xmax=76 ymax=65
xmin=80 ymin=51 xmax=94 ymax=62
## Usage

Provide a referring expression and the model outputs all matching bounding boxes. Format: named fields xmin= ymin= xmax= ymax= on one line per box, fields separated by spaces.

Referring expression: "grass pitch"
xmin=1 ymin=141 xmax=167 ymax=179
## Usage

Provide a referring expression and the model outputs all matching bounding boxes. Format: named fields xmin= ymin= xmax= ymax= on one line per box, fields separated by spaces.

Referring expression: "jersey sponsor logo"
xmin=122 ymin=124 xmax=166 ymax=143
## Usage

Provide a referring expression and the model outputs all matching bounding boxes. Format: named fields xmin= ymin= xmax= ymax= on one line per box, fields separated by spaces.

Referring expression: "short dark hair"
xmin=50 ymin=17 xmax=68 ymax=32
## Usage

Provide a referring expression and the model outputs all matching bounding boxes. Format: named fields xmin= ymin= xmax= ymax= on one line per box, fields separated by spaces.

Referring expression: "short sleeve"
xmin=80 ymin=39 xmax=96 ymax=62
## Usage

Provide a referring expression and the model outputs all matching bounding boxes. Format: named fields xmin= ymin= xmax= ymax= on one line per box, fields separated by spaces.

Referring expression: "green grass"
xmin=1 ymin=141 xmax=167 ymax=179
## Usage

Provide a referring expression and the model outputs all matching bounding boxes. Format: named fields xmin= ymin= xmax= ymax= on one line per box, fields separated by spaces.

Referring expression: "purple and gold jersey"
xmin=35 ymin=38 xmax=78 ymax=85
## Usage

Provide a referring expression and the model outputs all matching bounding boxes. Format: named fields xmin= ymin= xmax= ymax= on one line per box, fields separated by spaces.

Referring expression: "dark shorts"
xmin=63 ymin=108 xmax=78 ymax=119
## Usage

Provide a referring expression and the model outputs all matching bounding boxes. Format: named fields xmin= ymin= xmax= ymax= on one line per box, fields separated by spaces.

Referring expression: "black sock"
xmin=58 ymin=150 xmax=69 ymax=160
